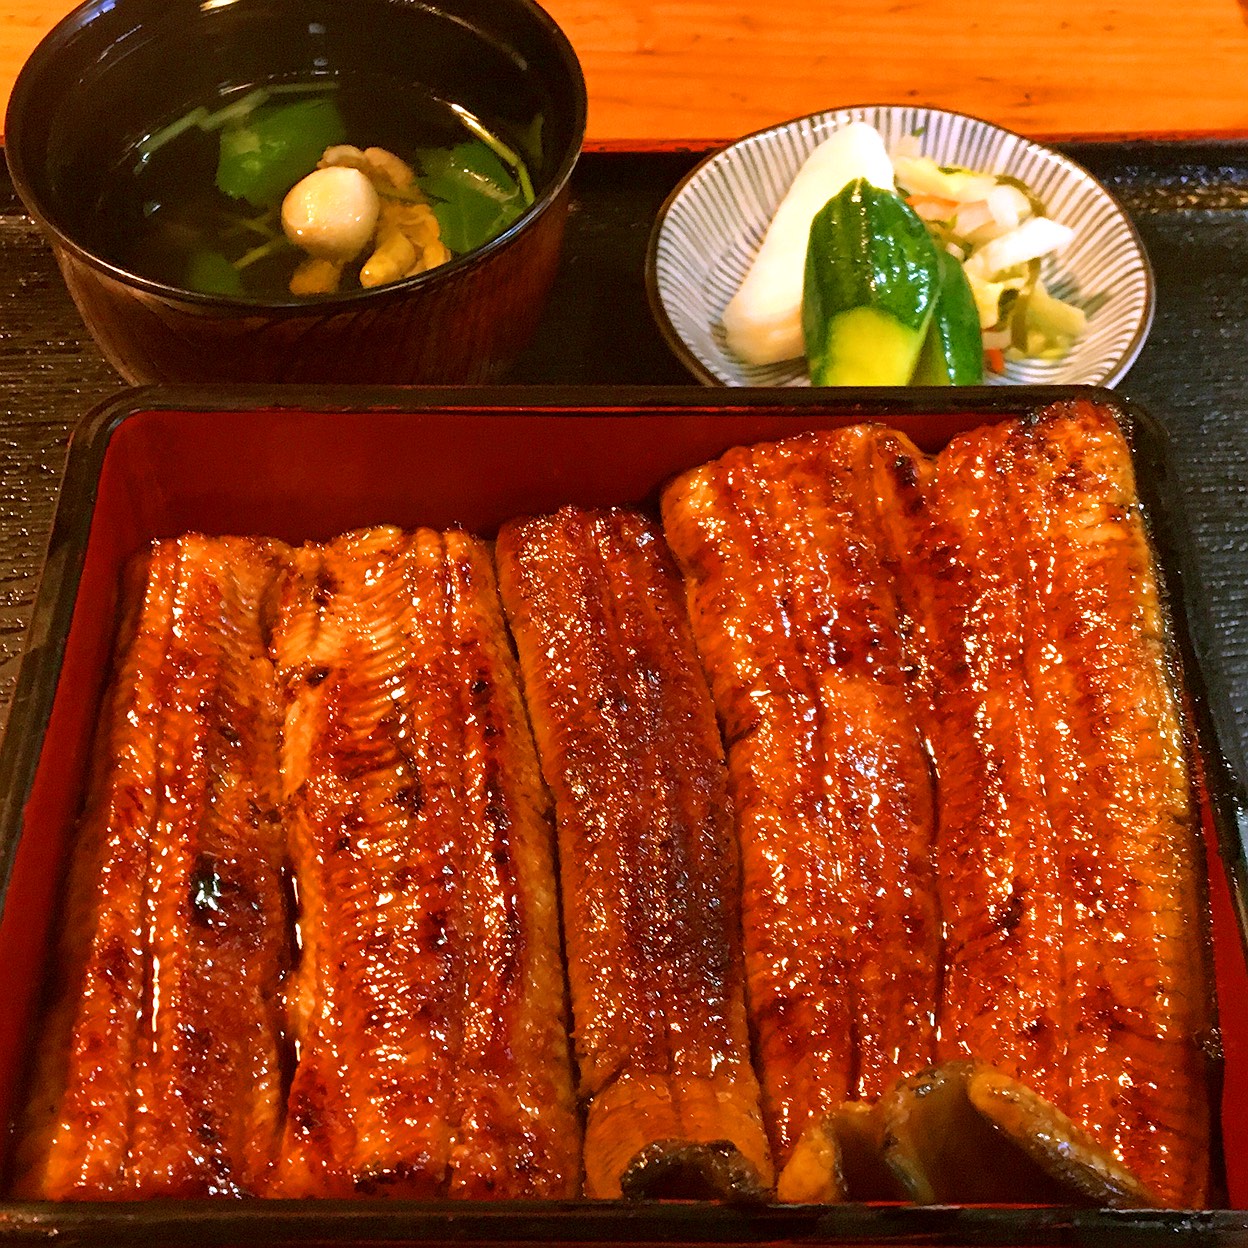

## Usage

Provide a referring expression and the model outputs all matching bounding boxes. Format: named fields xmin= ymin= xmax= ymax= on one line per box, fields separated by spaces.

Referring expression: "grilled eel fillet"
xmin=1006 ymin=401 xmax=1213 ymax=1207
xmin=880 ymin=422 xmax=1069 ymax=1107
xmin=661 ymin=429 xmax=942 ymax=1168
xmin=665 ymin=402 xmax=1212 ymax=1206
xmin=891 ymin=401 xmax=1212 ymax=1205
xmin=269 ymin=526 xmax=579 ymax=1199
xmin=15 ymin=536 xmax=292 ymax=1198
xmin=495 ymin=507 xmax=774 ymax=1201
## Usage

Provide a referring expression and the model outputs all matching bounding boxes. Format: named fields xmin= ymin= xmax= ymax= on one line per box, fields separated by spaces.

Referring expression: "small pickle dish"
xmin=0 ymin=386 xmax=1245 ymax=1246
xmin=647 ymin=106 xmax=1153 ymax=389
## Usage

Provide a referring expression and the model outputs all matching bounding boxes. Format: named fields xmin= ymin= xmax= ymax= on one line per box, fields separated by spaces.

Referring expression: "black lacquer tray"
xmin=2 ymin=138 xmax=1248 ymax=1244
xmin=7 ymin=141 xmax=1248 ymax=792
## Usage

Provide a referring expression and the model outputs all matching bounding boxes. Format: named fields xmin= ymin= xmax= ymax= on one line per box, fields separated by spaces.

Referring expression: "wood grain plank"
xmin=3 ymin=0 xmax=1248 ymax=146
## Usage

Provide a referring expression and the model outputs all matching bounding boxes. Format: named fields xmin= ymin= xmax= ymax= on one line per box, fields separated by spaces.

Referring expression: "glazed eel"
xmin=663 ymin=401 xmax=1214 ymax=1208
xmin=880 ymin=420 xmax=1070 ymax=1107
xmin=496 ymin=507 xmax=774 ymax=1201
xmin=661 ymin=429 xmax=942 ymax=1183
xmin=269 ymin=526 xmax=580 ymax=1198
xmin=889 ymin=401 xmax=1213 ymax=1206
xmin=1004 ymin=401 xmax=1213 ymax=1207
xmin=15 ymin=536 xmax=292 ymax=1198
xmin=14 ymin=400 xmax=1213 ymax=1207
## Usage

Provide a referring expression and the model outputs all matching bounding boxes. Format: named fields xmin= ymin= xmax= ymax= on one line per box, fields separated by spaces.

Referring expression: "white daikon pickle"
xmin=962 ymin=216 xmax=1074 ymax=282
xmin=723 ymin=122 xmax=896 ymax=366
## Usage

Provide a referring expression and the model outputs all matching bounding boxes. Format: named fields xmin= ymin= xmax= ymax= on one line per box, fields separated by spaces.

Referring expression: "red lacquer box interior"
xmin=0 ymin=384 xmax=1245 ymax=1246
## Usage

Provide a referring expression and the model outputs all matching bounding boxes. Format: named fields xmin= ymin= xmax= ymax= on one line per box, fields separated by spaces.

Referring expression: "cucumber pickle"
xmin=801 ymin=179 xmax=941 ymax=386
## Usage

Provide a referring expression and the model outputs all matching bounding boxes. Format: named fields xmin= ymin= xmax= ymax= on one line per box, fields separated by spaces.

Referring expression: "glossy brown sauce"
xmin=11 ymin=399 xmax=1213 ymax=1208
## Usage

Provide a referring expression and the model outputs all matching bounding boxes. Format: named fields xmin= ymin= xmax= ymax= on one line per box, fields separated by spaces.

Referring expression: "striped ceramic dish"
xmin=646 ymin=105 xmax=1154 ymax=387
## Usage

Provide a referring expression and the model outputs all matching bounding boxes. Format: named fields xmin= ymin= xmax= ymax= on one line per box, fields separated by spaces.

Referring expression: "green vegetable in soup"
xmin=216 ymin=97 xmax=347 ymax=208
xmin=111 ymin=76 xmax=537 ymax=299
xmin=417 ymin=140 xmax=530 ymax=255
xmin=185 ymin=249 xmax=246 ymax=297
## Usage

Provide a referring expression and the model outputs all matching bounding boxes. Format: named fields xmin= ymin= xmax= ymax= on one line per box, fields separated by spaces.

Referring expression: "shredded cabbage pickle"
xmin=893 ymin=151 xmax=1088 ymax=368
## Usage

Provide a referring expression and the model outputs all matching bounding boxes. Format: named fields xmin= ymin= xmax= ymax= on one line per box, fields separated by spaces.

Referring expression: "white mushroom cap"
xmin=281 ymin=165 xmax=381 ymax=263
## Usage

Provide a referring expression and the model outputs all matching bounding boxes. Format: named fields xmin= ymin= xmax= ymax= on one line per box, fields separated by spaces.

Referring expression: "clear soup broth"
xmin=86 ymin=76 xmax=536 ymax=300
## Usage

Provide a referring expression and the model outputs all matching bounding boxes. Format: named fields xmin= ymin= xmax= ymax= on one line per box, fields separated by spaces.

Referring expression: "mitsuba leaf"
xmin=216 ymin=97 xmax=346 ymax=208
xmin=416 ymin=141 xmax=526 ymax=255
xmin=186 ymin=249 xmax=245 ymax=296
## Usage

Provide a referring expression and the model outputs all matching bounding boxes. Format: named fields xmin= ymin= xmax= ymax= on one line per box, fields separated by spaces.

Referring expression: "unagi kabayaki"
xmin=890 ymin=402 xmax=1213 ymax=1206
xmin=269 ymin=526 xmax=579 ymax=1199
xmin=495 ymin=507 xmax=774 ymax=1201
xmin=1005 ymin=401 xmax=1215 ymax=1207
xmin=16 ymin=536 xmax=293 ymax=1198
xmin=661 ymin=430 xmax=942 ymax=1186
xmin=880 ymin=420 xmax=1069 ymax=1108
xmin=662 ymin=402 xmax=1211 ymax=1206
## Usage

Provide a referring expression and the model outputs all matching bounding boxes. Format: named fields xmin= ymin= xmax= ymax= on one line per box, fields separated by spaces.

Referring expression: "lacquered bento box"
xmin=0 ymin=384 xmax=1246 ymax=1245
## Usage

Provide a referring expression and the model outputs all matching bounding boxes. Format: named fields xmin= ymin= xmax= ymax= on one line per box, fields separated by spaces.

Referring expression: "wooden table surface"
xmin=2 ymin=0 xmax=1248 ymax=147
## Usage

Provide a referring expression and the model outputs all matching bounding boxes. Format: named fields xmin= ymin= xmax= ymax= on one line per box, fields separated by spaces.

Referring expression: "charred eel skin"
xmin=898 ymin=401 xmax=1212 ymax=1205
xmin=16 ymin=536 xmax=293 ymax=1198
xmin=661 ymin=428 xmax=941 ymax=1168
xmin=495 ymin=507 xmax=773 ymax=1201
xmin=269 ymin=527 xmax=579 ymax=1199
xmin=881 ymin=401 xmax=1212 ymax=1205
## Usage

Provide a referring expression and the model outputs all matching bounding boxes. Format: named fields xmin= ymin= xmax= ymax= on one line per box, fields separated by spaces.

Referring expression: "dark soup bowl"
xmin=4 ymin=0 xmax=586 ymax=384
